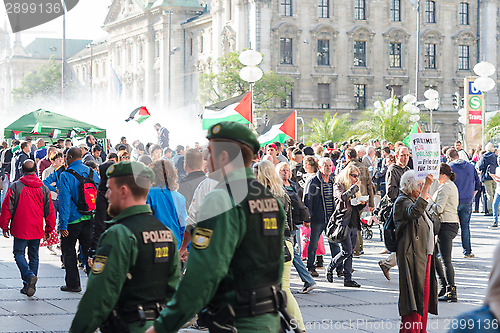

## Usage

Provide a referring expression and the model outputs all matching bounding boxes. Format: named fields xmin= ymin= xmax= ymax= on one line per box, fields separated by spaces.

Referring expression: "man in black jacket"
xmin=1 ymin=140 xmax=20 ymax=203
xmin=178 ymin=149 xmax=206 ymax=208
xmin=12 ymin=141 xmax=32 ymax=182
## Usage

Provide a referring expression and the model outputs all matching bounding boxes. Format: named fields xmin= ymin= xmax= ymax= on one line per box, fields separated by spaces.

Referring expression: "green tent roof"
xmin=4 ymin=109 xmax=106 ymax=140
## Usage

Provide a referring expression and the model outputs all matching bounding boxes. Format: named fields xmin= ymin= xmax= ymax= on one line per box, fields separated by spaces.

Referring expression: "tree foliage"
xmin=12 ymin=59 xmax=62 ymax=104
xmin=306 ymin=112 xmax=351 ymax=144
xmin=486 ymin=112 xmax=500 ymax=141
xmin=199 ymin=52 xmax=293 ymax=110
xmin=353 ymin=97 xmax=416 ymax=144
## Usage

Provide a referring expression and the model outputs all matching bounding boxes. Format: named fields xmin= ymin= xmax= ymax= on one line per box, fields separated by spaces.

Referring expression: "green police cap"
xmin=106 ymin=161 xmax=155 ymax=182
xmin=207 ymin=121 xmax=260 ymax=154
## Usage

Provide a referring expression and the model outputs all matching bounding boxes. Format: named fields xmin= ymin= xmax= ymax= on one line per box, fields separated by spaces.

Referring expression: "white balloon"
xmin=410 ymin=115 xmax=420 ymax=122
xmin=424 ymin=89 xmax=439 ymax=100
xmin=239 ymin=50 xmax=263 ymax=66
xmin=374 ymin=101 xmax=383 ymax=109
xmin=473 ymin=77 xmax=496 ymax=92
xmin=473 ymin=61 xmax=496 ymax=77
xmin=239 ymin=66 xmax=263 ymax=83
xmin=458 ymin=115 xmax=466 ymax=124
xmin=403 ymin=104 xmax=420 ymax=114
xmin=403 ymin=94 xmax=417 ymax=104
xmin=458 ymin=108 xmax=466 ymax=116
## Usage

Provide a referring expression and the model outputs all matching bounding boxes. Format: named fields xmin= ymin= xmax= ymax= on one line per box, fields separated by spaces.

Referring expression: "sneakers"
xmin=308 ymin=269 xmax=319 ymax=277
xmin=378 ymin=260 xmax=391 ymax=281
xmin=26 ymin=275 xmax=37 ymax=297
xmin=20 ymin=286 xmax=27 ymax=295
xmin=60 ymin=285 xmax=82 ymax=292
xmin=464 ymin=253 xmax=475 ymax=258
xmin=299 ymin=284 xmax=317 ymax=294
xmin=326 ymin=271 xmax=333 ymax=283
xmin=344 ymin=280 xmax=361 ymax=288
xmin=491 ymin=223 xmax=498 ymax=228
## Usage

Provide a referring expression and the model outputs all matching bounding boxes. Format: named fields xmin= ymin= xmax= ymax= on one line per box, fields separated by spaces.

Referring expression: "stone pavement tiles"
xmin=0 ymin=213 xmax=496 ymax=332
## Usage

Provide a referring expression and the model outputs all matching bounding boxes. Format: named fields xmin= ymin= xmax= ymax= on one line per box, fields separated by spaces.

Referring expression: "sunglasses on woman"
xmin=350 ymin=174 xmax=359 ymax=179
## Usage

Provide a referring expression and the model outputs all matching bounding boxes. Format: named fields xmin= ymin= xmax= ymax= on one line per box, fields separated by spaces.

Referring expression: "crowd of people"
xmin=1 ymin=121 xmax=500 ymax=332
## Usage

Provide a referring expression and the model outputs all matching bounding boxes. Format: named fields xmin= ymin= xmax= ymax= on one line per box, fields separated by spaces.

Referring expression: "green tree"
xmin=353 ymin=97 xmax=417 ymax=143
xmin=12 ymin=58 xmax=62 ymax=104
xmin=306 ymin=112 xmax=351 ymax=144
xmin=486 ymin=112 xmax=500 ymax=141
xmin=199 ymin=52 xmax=293 ymax=110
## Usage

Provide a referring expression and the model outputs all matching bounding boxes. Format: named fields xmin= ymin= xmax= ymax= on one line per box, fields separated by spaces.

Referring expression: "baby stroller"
xmin=360 ymin=212 xmax=383 ymax=241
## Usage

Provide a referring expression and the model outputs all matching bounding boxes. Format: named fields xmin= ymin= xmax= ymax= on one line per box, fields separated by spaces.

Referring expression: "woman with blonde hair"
xmin=146 ymin=159 xmax=187 ymax=247
xmin=257 ymin=160 xmax=305 ymax=332
xmin=326 ymin=163 xmax=365 ymax=287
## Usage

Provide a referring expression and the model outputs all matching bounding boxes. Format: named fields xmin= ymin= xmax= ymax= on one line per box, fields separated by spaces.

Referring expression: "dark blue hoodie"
xmin=450 ymin=159 xmax=481 ymax=203
xmin=478 ymin=152 xmax=498 ymax=181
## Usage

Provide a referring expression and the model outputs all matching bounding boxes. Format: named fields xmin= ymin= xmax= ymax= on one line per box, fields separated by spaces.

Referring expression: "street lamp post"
xmin=423 ymin=88 xmax=439 ymax=131
xmin=473 ymin=61 xmax=496 ymax=146
xmin=409 ymin=0 xmax=421 ymax=97
xmin=239 ymin=50 xmax=263 ymax=128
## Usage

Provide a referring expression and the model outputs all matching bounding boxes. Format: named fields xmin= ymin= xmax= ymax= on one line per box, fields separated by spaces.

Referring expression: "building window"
xmin=318 ymin=0 xmax=329 ymax=18
xmin=317 ymin=40 xmax=330 ymax=66
xmin=189 ymin=39 xmax=193 ymax=56
xmin=200 ymin=36 xmax=204 ymax=53
xmin=318 ymin=83 xmax=330 ymax=108
xmin=392 ymin=85 xmax=402 ymax=98
xmin=425 ymin=0 xmax=436 ymax=23
xmin=458 ymin=45 xmax=469 ymax=70
xmin=354 ymin=0 xmax=366 ymax=20
xmin=389 ymin=43 xmax=402 ymax=68
xmin=424 ymin=43 xmax=436 ymax=69
xmin=154 ymin=40 xmax=160 ymax=59
xmin=281 ymin=87 xmax=293 ymax=108
xmin=354 ymin=41 xmax=366 ymax=67
xmin=280 ymin=38 xmax=293 ymax=65
xmin=128 ymin=46 xmax=132 ymax=63
xmin=354 ymin=84 xmax=366 ymax=110
xmin=280 ymin=0 xmax=292 ymax=16
xmin=139 ymin=43 xmax=143 ymax=61
xmin=459 ymin=2 xmax=469 ymax=25
xmin=390 ymin=0 xmax=401 ymax=21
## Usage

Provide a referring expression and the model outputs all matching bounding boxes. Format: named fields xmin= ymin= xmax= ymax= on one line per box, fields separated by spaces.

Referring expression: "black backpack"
xmin=64 ymin=168 xmax=98 ymax=215
xmin=383 ymin=204 xmax=397 ymax=252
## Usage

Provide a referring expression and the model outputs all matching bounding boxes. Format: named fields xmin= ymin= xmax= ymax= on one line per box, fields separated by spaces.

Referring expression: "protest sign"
xmin=410 ymin=133 xmax=441 ymax=180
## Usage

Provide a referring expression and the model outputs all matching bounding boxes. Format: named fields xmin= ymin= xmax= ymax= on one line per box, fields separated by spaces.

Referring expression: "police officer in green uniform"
xmin=69 ymin=161 xmax=180 ymax=333
xmin=146 ymin=121 xmax=288 ymax=333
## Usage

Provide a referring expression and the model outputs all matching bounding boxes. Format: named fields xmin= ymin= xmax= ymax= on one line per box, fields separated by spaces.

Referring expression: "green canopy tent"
xmin=3 ymin=109 xmax=106 ymax=140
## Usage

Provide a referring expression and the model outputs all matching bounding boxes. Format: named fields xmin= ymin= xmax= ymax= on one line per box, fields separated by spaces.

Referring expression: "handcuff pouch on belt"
xmin=100 ymin=309 xmax=130 ymax=333
xmin=198 ymin=304 xmax=237 ymax=333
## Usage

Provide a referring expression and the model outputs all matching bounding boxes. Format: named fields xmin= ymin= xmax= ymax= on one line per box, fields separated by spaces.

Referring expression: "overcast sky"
xmin=1 ymin=0 xmax=112 ymax=44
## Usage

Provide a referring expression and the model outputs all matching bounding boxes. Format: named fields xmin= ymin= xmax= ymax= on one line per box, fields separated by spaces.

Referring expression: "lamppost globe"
xmin=373 ymin=100 xmax=383 ymax=109
xmin=473 ymin=76 xmax=496 ymax=92
xmin=239 ymin=50 xmax=263 ymax=67
xmin=410 ymin=115 xmax=421 ymax=123
xmin=239 ymin=66 xmax=263 ymax=83
xmin=403 ymin=104 xmax=420 ymax=114
xmin=402 ymin=94 xmax=417 ymax=104
xmin=424 ymin=99 xmax=439 ymax=110
xmin=474 ymin=61 xmax=496 ymax=77
xmin=424 ymin=89 xmax=439 ymax=100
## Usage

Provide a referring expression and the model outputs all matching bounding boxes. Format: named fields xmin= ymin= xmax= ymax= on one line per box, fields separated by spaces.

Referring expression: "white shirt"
xmin=186 ymin=177 xmax=218 ymax=231
xmin=495 ymin=168 xmax=500 ymax=194
xmin=457 ymin=149 xmax=470 ymax=162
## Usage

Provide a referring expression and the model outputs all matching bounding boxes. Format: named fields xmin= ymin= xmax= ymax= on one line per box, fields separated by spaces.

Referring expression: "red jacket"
xmin=0 ymin=174 xmax=56 ymax=240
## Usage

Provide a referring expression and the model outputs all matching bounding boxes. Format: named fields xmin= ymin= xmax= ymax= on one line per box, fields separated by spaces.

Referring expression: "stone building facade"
xmin=65 ymin=0 xmax=499 ymax=144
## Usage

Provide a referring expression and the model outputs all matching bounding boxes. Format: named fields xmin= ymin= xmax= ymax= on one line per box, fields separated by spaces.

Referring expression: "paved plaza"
xmin=0 ymin=213 xmax=496 ymax=333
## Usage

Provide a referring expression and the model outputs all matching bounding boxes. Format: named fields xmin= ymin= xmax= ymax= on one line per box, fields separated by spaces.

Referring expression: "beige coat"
xmin=429 ymin=180 xmax=459 ymax=223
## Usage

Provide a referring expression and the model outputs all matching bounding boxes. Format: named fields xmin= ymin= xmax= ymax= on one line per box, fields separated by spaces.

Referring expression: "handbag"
xmin=40 ymin=229 xmax=59 ymax=247
xmin=327 ymin=222 xmax=349 ymax=243
xmin=383 ymin=205 xmax=398 ymax=252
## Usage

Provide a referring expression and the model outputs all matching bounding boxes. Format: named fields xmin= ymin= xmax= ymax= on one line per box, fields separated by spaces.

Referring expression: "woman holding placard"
xmin=428 ymin=163 xmax=459 ymax=302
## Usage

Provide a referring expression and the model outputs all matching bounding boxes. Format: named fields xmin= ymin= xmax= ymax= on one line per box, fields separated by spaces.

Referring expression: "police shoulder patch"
xmin=192 ymin=227 xmax=213 ymax=250
xmin=91 ymin=255 xmax=108 ymax=275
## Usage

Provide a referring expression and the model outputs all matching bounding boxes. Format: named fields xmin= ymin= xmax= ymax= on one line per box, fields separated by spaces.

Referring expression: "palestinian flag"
xmin=202 ymin=103 xmax=250 ymax=130
xmin=12 ymin=131 xmax=21 ymax=140
xmin=51 ymin=129 xmax=61 ymax=138
xmin=402 ymin=123 xmax=422 ymax=147
xmin=234 ymin=92 xmax=253 ymax=124
xmin=257 ymin=112 xmax=296 ymax=146
xmin=126 ymin=106 xmax=151 ymax=124
xmin=88 ymin=127 xmax=102 ymax=133
xmin=31 ymin=123 xmax=42 ymax=134
xmin=73 ymin=127 xmax=86 ymax=135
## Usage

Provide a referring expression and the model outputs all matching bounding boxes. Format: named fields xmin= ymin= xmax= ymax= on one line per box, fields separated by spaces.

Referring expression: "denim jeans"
xmin=435 ymin=223 xmax=459 ymax=287
xmin=292 ymin=231 xmax=315 ymax=287
xmin=306 ymin=223 xmax=342 ymax=272
xmin=474 ymin=185 xmax=483 ymax=211
xmin=327 ymin=227 xmax=358 ymax=282
xmin=13 ymin=238 xmax=40 ymax=285
xmin=493 ymin=193 xmax=500 ymax=224
xmin=457 ymin=202 xmax=473 ymax=255
xmin=1 ymin=174 xmax=9 ymax=203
